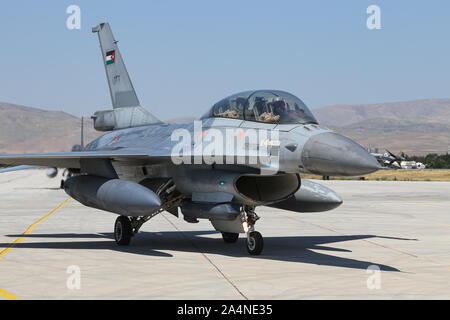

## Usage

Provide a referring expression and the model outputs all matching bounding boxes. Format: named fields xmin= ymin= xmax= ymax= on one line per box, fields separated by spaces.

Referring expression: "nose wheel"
xmin=246 ymin=231 xmax=263 ymax=255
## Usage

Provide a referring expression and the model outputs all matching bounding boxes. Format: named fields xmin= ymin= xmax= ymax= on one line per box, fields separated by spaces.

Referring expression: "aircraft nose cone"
xmin=301 ymin=132 xmax=380 ymax=176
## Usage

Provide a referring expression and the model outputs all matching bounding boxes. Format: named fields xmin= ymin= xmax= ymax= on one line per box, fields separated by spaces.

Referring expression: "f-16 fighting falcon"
xmin=0 ymin=23 xmax=380 ymax=255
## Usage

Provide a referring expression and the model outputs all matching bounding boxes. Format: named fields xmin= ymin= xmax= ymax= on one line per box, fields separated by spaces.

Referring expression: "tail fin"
xmin=92 ymin=22 xmax=140 ymax=109
xmin=91 ymin=22 xmax=162 ymax=131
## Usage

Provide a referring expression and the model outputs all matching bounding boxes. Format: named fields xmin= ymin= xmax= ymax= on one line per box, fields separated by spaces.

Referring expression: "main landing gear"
xmin=113 ymin=215 xmax=158 ymax=246
xmin=114 ymin=204 xmax=264 ymax=256
xmin=114 ymin=216 xmax=133 ymax=246
xmin=113 ymin=180 xmax=184 ymax=246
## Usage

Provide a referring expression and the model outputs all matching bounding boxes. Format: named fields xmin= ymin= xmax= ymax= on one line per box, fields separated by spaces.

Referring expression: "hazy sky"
xmin=1 ymin=1 xmax=449 ymax=119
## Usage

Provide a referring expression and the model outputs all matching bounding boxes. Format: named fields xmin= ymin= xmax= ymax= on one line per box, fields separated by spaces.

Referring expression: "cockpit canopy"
xmin=201 ymin=90 xmax=318 ymax=125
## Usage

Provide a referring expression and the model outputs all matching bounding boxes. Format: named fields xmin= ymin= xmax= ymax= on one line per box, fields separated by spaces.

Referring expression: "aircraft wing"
xmin=0 ymin=149 xmax=274 ymax=171
xmin=0 ymin=150 xmax=154 ymax=169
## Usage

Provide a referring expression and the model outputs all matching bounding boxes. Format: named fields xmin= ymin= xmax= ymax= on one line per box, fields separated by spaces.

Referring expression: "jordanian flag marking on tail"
xmin=106 ymin=50 xmax=116 ymax=65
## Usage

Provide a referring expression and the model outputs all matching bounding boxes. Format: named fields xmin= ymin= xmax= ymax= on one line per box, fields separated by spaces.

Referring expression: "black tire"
xmin=114 ymin=216 xmax=132 ymax=246
xmin=222 ymin=232 xmax=239 ymax=244
xmin=246 ymin=231 xmax=263 ymax=255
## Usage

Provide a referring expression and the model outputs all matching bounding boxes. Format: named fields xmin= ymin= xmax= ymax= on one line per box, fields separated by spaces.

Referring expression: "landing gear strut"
xmin=242 ymin=206 xmax=263 ymax=255
xmin=114 ymin=214 xmax=160 ymax=246
xmin=113 ymin=179 xmax=184 ymax=247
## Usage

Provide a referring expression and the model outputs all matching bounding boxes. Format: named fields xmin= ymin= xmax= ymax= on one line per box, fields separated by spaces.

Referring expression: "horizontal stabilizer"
xmin=92 ymin=106 xmax=162 ymax=131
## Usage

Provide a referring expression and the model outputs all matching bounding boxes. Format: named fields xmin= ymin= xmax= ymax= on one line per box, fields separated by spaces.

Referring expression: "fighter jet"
xmin=371 ymin=149 xmax=404 ymax=168
xmin=0 ymin=23 xmax=380 ymax=255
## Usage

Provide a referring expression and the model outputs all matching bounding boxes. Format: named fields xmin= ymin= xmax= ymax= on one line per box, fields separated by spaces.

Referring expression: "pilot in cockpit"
xmin=219 ymin=108 xmax=240 ymax=119
xmin=261 ymin=112 xmax=280 ymax=122
xmin=258 ymin=98 xmax=281 ymax=123
xmin=205 ymin=90 xmax=318 ymax=125
xmin=272 ymin=100 xmax=288 ymax=118
xmin=214 ymin=98 xmax=244 ymax=119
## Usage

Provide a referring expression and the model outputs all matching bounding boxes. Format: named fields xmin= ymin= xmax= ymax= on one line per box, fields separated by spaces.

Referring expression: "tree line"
xmin=403 ymin=153 xmax=450 ymax=169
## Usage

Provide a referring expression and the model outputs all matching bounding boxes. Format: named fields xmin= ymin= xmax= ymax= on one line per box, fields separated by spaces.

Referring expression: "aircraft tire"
xmin=246 ymin=231 xmax=263 ymax=255
xmin=222 ymin=232 xmax=239 ymax=243
xmin=114 ymin=216 xmax=132 ymax=246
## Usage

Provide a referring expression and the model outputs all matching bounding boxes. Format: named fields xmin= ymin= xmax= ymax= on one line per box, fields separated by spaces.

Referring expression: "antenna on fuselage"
xmin=71 ymin=117 xmax=85 ymax=152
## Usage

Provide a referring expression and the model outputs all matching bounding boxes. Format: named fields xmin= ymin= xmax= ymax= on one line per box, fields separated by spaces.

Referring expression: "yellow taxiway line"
xmin=0 ymin=197 xmax=72 ymax=300
xmin=0 ymin=287 xmax=20 ymax=300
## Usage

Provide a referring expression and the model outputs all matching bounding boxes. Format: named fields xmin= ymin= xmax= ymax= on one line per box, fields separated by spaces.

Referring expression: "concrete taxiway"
xmin=0 ymin=170 xmax=449 ymax=299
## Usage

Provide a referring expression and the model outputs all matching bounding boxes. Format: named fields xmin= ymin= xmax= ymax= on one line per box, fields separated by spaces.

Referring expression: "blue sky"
xmin=0 ymin=1 xmax=449 ymax=119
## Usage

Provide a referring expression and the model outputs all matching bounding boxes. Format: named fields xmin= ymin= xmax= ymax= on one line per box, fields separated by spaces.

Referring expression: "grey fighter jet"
xmin=371 ymin=149 xmax=404 ymax=168
xmin=0 ymin=23 xmax=380 ymax=255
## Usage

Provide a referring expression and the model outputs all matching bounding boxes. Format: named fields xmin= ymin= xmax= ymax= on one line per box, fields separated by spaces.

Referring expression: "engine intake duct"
xmin=174 ymin=169 xmax=300 ymax=205
xmin=64 ymin=175 xmax=162 ymax=217
xmin=180 ymin=201 xmax=240 ymax=221
xmin=235 ymin=174 xmax=300 ymax=203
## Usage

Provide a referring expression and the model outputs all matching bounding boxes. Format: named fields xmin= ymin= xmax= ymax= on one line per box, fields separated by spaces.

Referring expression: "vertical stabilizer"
xmin=92 ymin=22 xmax=140 ymax=109
xmin=92 ymin=22 xmax=162 ymax=130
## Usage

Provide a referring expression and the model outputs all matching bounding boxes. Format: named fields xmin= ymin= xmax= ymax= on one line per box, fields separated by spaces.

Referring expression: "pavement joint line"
xmin=0 ymin=197 xmax=72 ymax=300
xmin=285 ymin=214 xmax=450 ymax=272
xmin=0 ymin=174 xmax=34 ymax=185
xmin=311 ymin=219 xmax=420 ymax=258
xmin=283 ymin=214 xmax=419 ymax=258
xmin=160 ymin=213 xmax=249 ymax=300
xmin=283 ymin=213 xmax=421 ymax=257
xmin=305 ymin=220 xmax=450 ymax=271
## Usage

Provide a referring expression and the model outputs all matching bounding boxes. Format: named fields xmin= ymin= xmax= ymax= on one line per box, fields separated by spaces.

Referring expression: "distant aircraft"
xmin=371 ymin=149 xmax=405 ymax=168
xmin=0 ymin=23 xmax=380 ymax=255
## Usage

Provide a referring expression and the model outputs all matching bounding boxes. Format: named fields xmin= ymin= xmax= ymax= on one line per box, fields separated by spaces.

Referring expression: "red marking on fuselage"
xmin=238 ymin=130 xmax=245 ymax=141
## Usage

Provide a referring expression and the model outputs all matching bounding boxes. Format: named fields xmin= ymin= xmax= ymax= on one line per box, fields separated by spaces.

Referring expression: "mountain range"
xmin=0 ymin=102 xmax=100 ymax=153
xmin=314 ymin=99 xmax=450 ymax=155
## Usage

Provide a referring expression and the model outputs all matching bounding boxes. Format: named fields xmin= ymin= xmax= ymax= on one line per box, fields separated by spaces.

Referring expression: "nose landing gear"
xmin=242 ymin=206 xmax=264 ymax=255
